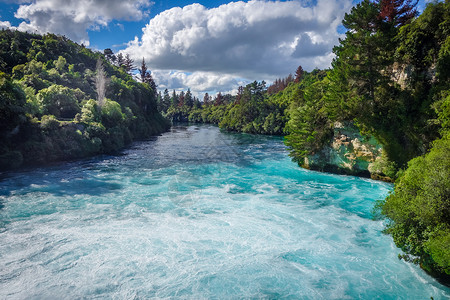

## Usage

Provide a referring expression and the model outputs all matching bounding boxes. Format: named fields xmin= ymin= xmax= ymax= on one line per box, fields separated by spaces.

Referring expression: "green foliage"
xmin=284 ymin=77 xmax=333 ymax=164
xmin=0 ymin=72 xmax=27 ymax=137
xmin=101 ymin=99 xmax=125 ymax=127
xmin=54 ymin=56 xmax=67 ymax=72
xmin=0 ymin=29 xmax=169 ymax=170
xmin=219 ymin=81 xmax=287 ymax=135
xmin=379 ymin=133 xmax=450 ymax=277
xmin=40 ymin=114 xmax=60 ymax=131
xmin=80 ymin=99 xmax=100 ymax=123
xmin=37 ymin=84 xmax=80 ymax=119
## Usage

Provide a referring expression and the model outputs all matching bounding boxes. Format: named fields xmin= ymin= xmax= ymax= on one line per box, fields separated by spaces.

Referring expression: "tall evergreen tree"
xmin=203 ymin=93 xmax=210 ymax=105
xmin=123 ymin=54 xmax=135 ymax=74
xmin=139 ymin=58 xmax=157 ymax=97
xmin=184 ymin=89 xmax=193 ymax=107
xmin=116 ymin=53 xmax=125 ymax=68
xmin=171 ymin=90 xmax=178 ymax=107
xmin=178 ymin=91 xmax=185 ymax=107
xmin=378 ymin=0 xmax=418 ymax=26
xmin=162 ymin=88 xmax=171 ymax=113
xmin=193 ymin=97 xmax=202 ymax=109
xmin=139 ymin=58 xmax=149 ymax=83
xmin=215 ymin=92 xmax=223 ymax=106
xmin=294 ymin=65 xmax=304 ymax=83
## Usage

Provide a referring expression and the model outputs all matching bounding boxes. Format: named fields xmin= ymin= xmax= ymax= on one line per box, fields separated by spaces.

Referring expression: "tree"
xmin=162 ymin=88 xmax=171 ymax=113
xmin=203 ymin=92 xmax=210 ymax=105
xmin=139 ymin=58 xmax=157 ymax=97
xmin=378 ymin=0 xmax=418 ymax=26
xmin=123 ymin=54 xmax=134 ymax=74
xmin=54 ymin=56 xmax=66 ymax=72
xmin=37 ymin=84 xmax=80 ymax=119
xmin=146 ymin=73 xmax=157 ymax=97
xmin=214 ymin=92 xmax=223 ymax=106
xmin=171 ymin=90 xmax=178 ymax=107
xmin=0 ymin=72 xmax=26 ymax=137
xmin=95 ymin=58 xmax=108 ymax=108
xmin=330 ymin=0 xmax=414 ymax=165
xmin=156 ymin=91 xmax=163 ymax=112
xmin=379 ymin=133 xmax=450 ymax=278
xmin=116 ymin=53 xmax=125 ymax=68
xmin=178 ymin=91 xmax=185 ymax=107
xmin=236 ymin=86 xmax=244 ymax=103
xmin=139 ymin=57 xmax=149 ymax=83
xmin=193 ymin=97 xmax=201 ymax=109
xmin=294 ymin=65 xmax=304 ymax=83
xmin=103 ymin=48 xmax=116 ymax=63
xmin=184 ymin=89 xmax=193 ymax=107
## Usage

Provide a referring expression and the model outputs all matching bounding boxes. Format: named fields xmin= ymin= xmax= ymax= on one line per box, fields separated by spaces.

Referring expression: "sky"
xmin=0 ymin=0 xmax=431 ymax=96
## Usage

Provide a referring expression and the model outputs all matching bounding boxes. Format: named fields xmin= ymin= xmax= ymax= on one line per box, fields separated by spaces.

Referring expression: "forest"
xmin=0 ymin=0 xmax=448 ymax=285
xmin=155 ymin=0 xmax=450 ymax=281
xmin=0 ymin=30 xmax=170 ymax=170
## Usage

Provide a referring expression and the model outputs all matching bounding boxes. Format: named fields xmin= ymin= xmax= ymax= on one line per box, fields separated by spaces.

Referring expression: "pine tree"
xmin=156 ymin=91 xmax=163 ymax=112
xmin=116 ymin=53 xmax=125 ymax=68
xmin=193 ymin=97 xmax=201 ymax=109
xmin=215 ymin=92 xmax=223 ymax=106
xmin=203 ymin=93 xmax=210 ymax=105
xmin=162 ymin=88 xmax=171 ymax=113
xmin=236 ymin=86 xmax=244 ymax=103
xmin=139 ymin=58 xmax=149 ymax=83
xmin=184 ymin=89 xmax=193 ymax=107
xmin=294 ymin=66 xmax=304 ymax=82
xmin=123 ymin=54 xmax=135 ymax=74
xmin=378 ymin=0 xmax=418 ymax=26
xmin=178 ymin=91 xmax=185 ymax=107
xmin=139 ymin=58 xmax=157 ymax=97
xmin=171 ymin=90 xmax=178 ymax=107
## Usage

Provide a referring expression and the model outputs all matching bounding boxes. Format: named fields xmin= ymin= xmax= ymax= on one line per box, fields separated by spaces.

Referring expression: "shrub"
xmin=37 ymin=84 xmax=80 ymax=119
xmin=380 ymin=132 xmax=450 ymax=278
xmin=40 ymin=114 xmax=59 ymax=131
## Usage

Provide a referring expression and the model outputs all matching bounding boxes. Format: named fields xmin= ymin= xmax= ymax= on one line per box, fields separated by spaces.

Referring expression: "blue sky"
xmin=0 ymin=0 xmax=431 ymax=95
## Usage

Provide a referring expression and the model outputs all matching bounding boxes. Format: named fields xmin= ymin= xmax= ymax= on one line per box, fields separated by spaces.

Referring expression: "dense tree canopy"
xmin=0 ymin=29 xmax=169 ymax=170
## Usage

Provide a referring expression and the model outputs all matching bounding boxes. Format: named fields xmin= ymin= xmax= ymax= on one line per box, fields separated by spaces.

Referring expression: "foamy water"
xmin=0 ymin=125 xmax=448 ymax=299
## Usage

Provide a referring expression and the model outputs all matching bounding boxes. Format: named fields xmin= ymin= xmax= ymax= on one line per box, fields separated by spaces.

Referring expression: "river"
xmin=0 ymin=124 xmax=449 ymax=298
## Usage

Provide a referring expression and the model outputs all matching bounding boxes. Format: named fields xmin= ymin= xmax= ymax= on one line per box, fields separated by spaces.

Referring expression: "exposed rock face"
xmin=303 ymin=121 xmax=386 ymax=179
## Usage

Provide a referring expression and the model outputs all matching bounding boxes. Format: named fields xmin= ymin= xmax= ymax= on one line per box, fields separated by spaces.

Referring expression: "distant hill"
xmin=0 ymin=29 xmax=170 ymax=170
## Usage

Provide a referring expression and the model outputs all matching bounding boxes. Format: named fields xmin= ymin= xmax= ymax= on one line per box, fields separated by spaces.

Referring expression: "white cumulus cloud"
xmin=0 ymin=20 xmax=15 ymax=30
xmin=124 ymin=0 xmax=352 ymax=94
xmin=12 ymin=0 xmax=151 ymax=44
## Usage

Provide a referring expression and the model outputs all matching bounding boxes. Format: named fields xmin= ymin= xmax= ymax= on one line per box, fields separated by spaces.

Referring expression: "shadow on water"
xmin=32 ymin=178 xmax=122 ymax=197
xmin=0 ymin=124 xmax=283 ymax=208
xmin=0 ymin=156 xmax=125 ymax=202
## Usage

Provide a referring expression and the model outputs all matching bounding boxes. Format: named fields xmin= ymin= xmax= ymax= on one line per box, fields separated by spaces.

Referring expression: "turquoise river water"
xmin=0 ymin=125 xmax=449 ymax=299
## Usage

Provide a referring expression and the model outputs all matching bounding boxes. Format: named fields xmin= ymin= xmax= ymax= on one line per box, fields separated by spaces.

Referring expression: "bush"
xmin=101 ymin=99 xmax=125 ymax=128
xmin=80 ymin=99 xmax=100 ymax=123
xmin=37 ymin=84 xmax=80 ymax=119
xmin=40 ymin=114 xmax=59 ymax=131
xmin=380 ymin=132 xmax=450 ymax=278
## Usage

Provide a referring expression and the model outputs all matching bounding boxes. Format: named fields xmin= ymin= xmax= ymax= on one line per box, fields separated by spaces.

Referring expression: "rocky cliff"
xmin=303 ymin=122 xmax=393 ymax=181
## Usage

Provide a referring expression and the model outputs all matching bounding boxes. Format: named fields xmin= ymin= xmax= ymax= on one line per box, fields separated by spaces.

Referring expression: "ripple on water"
xmin=0 ymin=125 xmax=448 ymax=299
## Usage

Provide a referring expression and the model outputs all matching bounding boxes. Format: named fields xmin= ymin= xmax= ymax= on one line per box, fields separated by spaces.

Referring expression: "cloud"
xmin=0 ymin=20 xmax=15 ymax=30
xmin=153 ymin=70 xmax=243 ymax=95
xmin=124 ymin=0 xmax=352 ymax=94
xmin=12 ymin=0 xmax=151 ymax=44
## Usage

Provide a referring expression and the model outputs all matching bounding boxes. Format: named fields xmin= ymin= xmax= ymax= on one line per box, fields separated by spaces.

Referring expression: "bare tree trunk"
xmin=95 ymin=59 xmax=107 ymax=108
